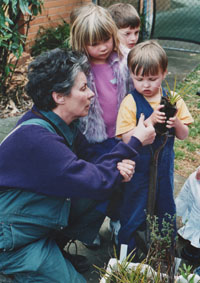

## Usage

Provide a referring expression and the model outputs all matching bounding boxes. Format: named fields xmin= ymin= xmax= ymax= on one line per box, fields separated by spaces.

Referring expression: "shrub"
xmin=0 ymin=0 xmax=43 ymax=97
xmin=30 ymin=20 xmax=70 ymax=57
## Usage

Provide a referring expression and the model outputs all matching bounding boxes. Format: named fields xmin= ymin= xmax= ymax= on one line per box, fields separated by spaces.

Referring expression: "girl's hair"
xmin=70 ymin=5 xmax=89 ymax=26
xmin=70 ymin=3 xmax=121 ymax=57
xmin=108 ymin=3 xmax=140 ymax=29
xmin=128 ymin=40 xmax=168 ymax=76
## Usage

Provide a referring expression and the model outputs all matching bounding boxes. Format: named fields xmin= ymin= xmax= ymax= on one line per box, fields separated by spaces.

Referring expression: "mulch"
xmin=0 ymin=54 xmax=33 ymax=119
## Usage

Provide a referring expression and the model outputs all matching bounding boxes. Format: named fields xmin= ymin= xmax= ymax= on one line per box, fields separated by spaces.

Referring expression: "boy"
xmin=116 ymin=40 xmax=194 ymax=256
xmin=108 ymin=3 xmax=140 ymax=50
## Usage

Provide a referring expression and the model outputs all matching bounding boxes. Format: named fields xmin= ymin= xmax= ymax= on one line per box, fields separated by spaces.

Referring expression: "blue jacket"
xmin=0 ymin=106 xmax=141 ymax=251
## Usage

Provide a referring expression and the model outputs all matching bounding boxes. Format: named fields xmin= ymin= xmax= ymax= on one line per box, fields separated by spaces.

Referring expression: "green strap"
xmin=20 ymin=118 xmax=56 ymax=134
xmin=1 ymin=119 xmax=56 ymax=146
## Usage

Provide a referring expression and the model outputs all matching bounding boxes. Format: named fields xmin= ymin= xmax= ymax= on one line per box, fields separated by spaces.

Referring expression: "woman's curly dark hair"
xmin=25 ymin=48 xmax=89 ymax=111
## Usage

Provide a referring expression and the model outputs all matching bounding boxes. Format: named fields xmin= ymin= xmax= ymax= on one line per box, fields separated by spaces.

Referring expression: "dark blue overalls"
xmin=118 ymin=89 xmax=176 ymax=254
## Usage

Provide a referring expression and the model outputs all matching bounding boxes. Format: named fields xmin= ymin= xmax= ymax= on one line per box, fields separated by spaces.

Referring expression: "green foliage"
xmin=146 ymin=214 xmax=176 ymax=260
xmin=173 ymin=64 xmax=200 ymax=177
xmin=174 ymin=148 xmax=185 ymax=160
xmin=97 ymin=215 xmax=196 ymax=282
xmin=0 ymin=0 xmax=43 ymax=96
xmin=96 ymin=253 xmax=167 ymax=283
xmin=164 ymin=76 xmax=191 ymax=105
xmin=31 ymin=20 xmax=70 ymax=57
xmin=179 ymin=264 xmax=195 ymax=282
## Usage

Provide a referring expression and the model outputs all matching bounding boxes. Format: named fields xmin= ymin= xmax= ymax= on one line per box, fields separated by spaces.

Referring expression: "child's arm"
xmin=166 ymin=115 xmax=189 ymax=140
xmin=166 ymin=98 xmax=193 ymax=140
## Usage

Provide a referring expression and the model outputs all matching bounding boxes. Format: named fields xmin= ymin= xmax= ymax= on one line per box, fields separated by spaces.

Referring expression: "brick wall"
xmin=24 ymin=0 xmax=92 ymax=51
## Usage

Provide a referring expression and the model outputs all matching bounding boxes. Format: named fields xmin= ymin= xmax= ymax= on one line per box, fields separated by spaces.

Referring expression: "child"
xmin=69 ymin=3 xmax=134 ymax=247
xmin=176 ymin=167 xmax=200 ymax=262
xmin=116 ymin=40 xmax=194 ymax=255
xmin=108 ymin=3 xmax=140 ymax=51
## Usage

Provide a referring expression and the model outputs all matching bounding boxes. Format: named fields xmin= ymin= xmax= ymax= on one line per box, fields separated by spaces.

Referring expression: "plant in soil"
xmin=145 ymin=214 xmax=177 ymax=280
xmin=97 ymin=215 xmax=178 ymax=283
xmin=154 ymin=77 xmax=189 ymax=135
xmin=96 ymin=248 xmax=167 ymax=283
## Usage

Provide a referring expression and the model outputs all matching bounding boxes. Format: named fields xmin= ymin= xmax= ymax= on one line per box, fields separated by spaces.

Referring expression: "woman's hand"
xmin=117 ymin=159 xmax=136 ymax=182
xmin=133 ymin=114 xmax=156 ymax=146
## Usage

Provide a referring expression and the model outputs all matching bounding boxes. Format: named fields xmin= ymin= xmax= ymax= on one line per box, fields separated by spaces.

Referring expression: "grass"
xmin=173 ymin=65 xmax=200 ymax=177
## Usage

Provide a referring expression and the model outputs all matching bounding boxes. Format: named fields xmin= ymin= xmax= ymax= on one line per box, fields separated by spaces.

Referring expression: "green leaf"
xmin=31 ymin=5 xmax=38 ymax=16
xmin=3 ymin=0 xmax=9 ymax=4
xmin=18 ymin=44 xmax=23 ymax=57
xmin=5 ymin=65 xmax=10 ymax=76
xmin=19 ymin=0 xmax=32 ymax=15
xmin=5 ymin=16 xmax=14 ymax=25
xmin=11 ymin=0 xmax=18 ymax=15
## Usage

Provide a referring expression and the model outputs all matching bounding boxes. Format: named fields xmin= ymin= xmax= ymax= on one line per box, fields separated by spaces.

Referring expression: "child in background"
xmin=176 ymin=167 xmax=200 ymax=262
xmin=70 ymin=3 xmax=134 ymax=248
xmin=116 ymin=40 xmax=194 ymax=256
xmin=108 ymin=3 xmax=140 ymax=52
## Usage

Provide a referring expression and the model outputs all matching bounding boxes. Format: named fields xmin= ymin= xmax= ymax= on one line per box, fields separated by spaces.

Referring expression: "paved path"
xmin=0 ymin=116 xmax=20 ymax=143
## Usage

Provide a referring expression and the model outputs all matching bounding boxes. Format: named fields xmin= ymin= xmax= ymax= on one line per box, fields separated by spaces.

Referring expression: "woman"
xmin=0 ymin=48 xmax=155 ymax=282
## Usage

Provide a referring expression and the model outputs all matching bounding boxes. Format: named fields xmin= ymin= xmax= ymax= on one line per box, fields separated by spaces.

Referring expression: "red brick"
xmin=23 ymin=0 xmax=92 ymax=52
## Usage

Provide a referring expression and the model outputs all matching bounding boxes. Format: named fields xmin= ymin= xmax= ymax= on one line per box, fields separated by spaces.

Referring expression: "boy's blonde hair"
xmin=108 ymin=3 xmax=140 ymax=29
xmin=128 ymin=40 xmax=168 ymax=76
xmin=70 ymin=4 xmax=121 ymax=56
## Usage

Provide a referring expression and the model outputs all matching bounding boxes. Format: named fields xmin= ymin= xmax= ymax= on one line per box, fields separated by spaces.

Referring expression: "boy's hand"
xmin=147 ymin=105 xmax=166 ymax=126
xmin=117 ymin=159 xmax=136 ymax=182
xmin=166 ymin=115 xmax=177 ymax=129
xmin=133 ymin=114 xmax=156 ymax=146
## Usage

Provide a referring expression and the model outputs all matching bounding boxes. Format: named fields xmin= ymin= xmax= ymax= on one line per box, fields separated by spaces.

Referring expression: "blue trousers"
xmin=0 ymin=238 xmax=85 ymax=283
xmin=0 ymin=198 xmax=104 ymax=282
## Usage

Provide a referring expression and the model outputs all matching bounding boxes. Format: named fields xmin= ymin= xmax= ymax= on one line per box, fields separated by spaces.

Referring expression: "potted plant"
xmin=99 ymin=256 xmax=200 ymax=283
xmin=98 ymin=215 xmax=200 ymax=283
xmin=154 ymin=78 xmax=189 ymax=135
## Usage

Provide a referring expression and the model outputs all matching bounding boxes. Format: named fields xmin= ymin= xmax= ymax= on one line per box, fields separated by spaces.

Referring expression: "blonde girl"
xmin=70 ymin=3 xmax=133 ymax=247
xmin=70 ymin=3 xmax=132 ymax=143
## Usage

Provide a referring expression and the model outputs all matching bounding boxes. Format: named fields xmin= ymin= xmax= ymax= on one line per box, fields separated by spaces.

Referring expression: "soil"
xmin=154 ymin=96 xmax=177 ymax=135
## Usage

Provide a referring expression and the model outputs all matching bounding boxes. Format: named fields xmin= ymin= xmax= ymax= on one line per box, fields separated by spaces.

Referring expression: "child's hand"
xmin=117 ymin=159 xmax=136 ymax=182
xmin=196 ymin=167 xmax=200 ymax=180
xmin=146 ymin=105 xmax=166 ymax=126
xmin=166 ymin=115 xmax=178 ymax=129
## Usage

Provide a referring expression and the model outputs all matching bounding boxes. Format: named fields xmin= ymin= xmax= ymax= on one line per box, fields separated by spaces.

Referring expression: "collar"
xmin=107 ymin=51 xmax=120 ymax=66
xmin=40 ymin=110 xmax=78 ymax=147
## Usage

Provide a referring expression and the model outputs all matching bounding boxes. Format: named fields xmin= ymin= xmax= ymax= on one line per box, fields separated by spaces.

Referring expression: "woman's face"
xmin=63 ymin=72 xmax=94 ymax=123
